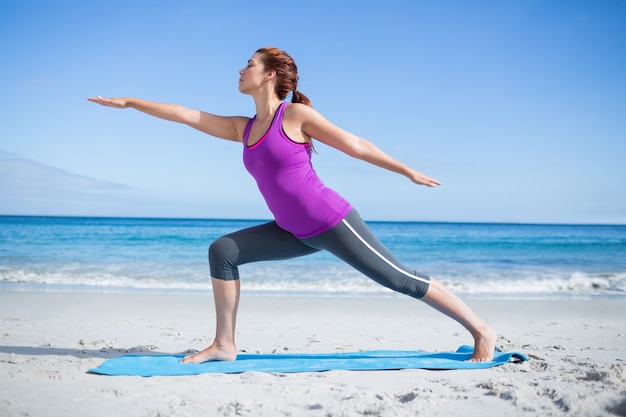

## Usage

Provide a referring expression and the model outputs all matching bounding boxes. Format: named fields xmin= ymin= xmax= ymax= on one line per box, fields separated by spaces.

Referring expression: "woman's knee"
xmin=209 ymin=237 xmax=240 ymax=280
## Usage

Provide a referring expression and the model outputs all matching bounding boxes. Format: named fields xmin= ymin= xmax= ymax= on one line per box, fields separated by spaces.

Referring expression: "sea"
xmin=1 ymin=215 xmax=625 ymax=299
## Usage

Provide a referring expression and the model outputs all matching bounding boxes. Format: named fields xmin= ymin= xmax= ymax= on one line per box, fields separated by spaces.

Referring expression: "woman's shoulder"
xmin=283 ymin=102 xmax=320 ymax=121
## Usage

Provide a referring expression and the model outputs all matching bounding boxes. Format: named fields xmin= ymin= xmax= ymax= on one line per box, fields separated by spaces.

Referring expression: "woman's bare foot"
xmin=468 ymin=325 xmax=498 ymax=362
xmin=181 ymin=342 xmax=237 ymax=364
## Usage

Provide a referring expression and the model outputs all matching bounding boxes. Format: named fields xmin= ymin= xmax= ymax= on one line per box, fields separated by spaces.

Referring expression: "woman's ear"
xmin=265 ymin=70 xmax=276 ymax=80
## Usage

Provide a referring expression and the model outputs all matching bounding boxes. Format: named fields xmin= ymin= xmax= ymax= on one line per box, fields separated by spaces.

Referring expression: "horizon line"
xmin=1 ymin=213 xmax=624 ymax=227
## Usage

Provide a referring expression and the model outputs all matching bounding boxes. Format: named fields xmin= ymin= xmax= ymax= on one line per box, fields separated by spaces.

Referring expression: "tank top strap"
xmin=266 ymin=102 xmax=288 ymax=136
xmin=243 ymin=102 xmax=288 ymax=143
xmin=274 ymin=101 xmax=288 ymax=125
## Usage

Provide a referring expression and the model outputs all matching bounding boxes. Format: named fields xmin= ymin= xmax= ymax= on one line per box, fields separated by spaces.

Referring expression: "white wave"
xmin=0 ymin=268 xmax=212 ymax=291
xmin=442 ymin=271 xmax=626 ymax=296
xmin=1 ymin=266 xmax=625 ymax=298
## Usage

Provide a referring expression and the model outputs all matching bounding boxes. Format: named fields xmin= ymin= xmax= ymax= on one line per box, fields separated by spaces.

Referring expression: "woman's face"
xmin=238 ymin=53 xmax=268 ymax=94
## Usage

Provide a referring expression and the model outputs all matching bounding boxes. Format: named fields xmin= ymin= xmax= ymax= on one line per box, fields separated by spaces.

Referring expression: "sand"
xmin=0 ymin=290 xmax=625 ymax=417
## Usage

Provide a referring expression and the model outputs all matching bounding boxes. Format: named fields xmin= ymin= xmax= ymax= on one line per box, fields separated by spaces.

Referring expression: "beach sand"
xmin=1 ymin=290 xmax=624 ymax=417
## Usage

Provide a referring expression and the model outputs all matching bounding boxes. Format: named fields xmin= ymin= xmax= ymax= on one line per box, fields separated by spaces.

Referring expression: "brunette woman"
xmin=88 ymin=47 xmax=497 ymax=363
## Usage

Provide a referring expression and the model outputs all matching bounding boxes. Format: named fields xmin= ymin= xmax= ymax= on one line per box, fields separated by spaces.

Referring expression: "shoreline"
xmin=2 ymin=281 xmax=624 ymax=300
xmin=1 ymin=291 xmax=625 ymax=416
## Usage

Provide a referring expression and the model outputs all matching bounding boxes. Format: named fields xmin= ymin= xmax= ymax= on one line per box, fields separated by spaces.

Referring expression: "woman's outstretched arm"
xmin=87 ymin=96 xmax=248 ymax=143
xmin=293 ymin=104 xmax=441 ymax=187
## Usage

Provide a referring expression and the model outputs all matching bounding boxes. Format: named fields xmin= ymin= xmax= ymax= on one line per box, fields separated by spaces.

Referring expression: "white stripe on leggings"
xmin=341 ymin=218 xmax=430 ymax=285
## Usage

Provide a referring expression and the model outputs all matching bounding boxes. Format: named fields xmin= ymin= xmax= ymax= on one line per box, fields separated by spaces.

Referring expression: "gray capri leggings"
xmin=209 ymin=209 xmax=431 ymax=299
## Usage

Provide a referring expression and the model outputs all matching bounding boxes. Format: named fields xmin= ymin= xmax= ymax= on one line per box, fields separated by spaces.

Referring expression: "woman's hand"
xmin=406 ymin=169 xmax=442 ymax=188
xmin=87 ymin=96 xmax=129 ymax=108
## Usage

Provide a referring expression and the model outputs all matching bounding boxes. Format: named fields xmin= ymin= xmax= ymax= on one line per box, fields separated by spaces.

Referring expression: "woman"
xmin=88 ymin=47 xmax=496 ymax=363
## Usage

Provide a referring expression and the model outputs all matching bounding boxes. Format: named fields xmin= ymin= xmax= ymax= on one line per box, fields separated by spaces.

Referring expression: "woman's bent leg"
xmin=182 ymin=278 xmax=240 ymax=363
xmin=183 ymin=222 xmax=319 ymax=364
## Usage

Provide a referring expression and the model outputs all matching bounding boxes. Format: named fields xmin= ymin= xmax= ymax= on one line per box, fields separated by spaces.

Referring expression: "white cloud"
xmin=0 ymin=151 xmax=134 ymax=215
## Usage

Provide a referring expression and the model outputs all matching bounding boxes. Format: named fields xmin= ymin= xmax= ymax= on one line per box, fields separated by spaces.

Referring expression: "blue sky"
xmin=1 ymin=0 xmax=625 ymax=223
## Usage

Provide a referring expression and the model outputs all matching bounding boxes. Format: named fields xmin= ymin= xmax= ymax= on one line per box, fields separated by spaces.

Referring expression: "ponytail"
xmin=291 ymin=89 xmax=311 ymax=107
xmin=292 ymin=88 xmax=316 ymax=152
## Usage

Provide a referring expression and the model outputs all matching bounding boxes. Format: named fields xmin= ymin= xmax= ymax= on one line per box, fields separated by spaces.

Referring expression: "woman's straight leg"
xmin=304 ymin=210 xmax=497 ymax=361
xmin=420 ymin=277 xmax=497 ymax=361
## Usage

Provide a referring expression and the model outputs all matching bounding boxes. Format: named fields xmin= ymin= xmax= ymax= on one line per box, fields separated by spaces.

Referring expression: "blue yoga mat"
xmin=89 ymin=345 xmax=528 ymax=376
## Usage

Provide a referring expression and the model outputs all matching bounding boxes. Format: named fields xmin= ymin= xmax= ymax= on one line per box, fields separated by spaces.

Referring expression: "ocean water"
xmin=1 ymin=216 xmax=625 ymax=299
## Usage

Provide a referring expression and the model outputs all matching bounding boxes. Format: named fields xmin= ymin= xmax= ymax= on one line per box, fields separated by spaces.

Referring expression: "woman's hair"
xmin=256 ymin=47 xmax=312 ymax=107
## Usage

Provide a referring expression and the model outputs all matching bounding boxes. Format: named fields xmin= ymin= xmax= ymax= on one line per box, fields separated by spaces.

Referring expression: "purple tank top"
xmin=243 ymin=102 xmax=352 ymax=238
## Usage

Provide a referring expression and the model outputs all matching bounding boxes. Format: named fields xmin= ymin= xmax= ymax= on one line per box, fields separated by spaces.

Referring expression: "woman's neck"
xmin=252 ymin=92 xmax=282 ymax=120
